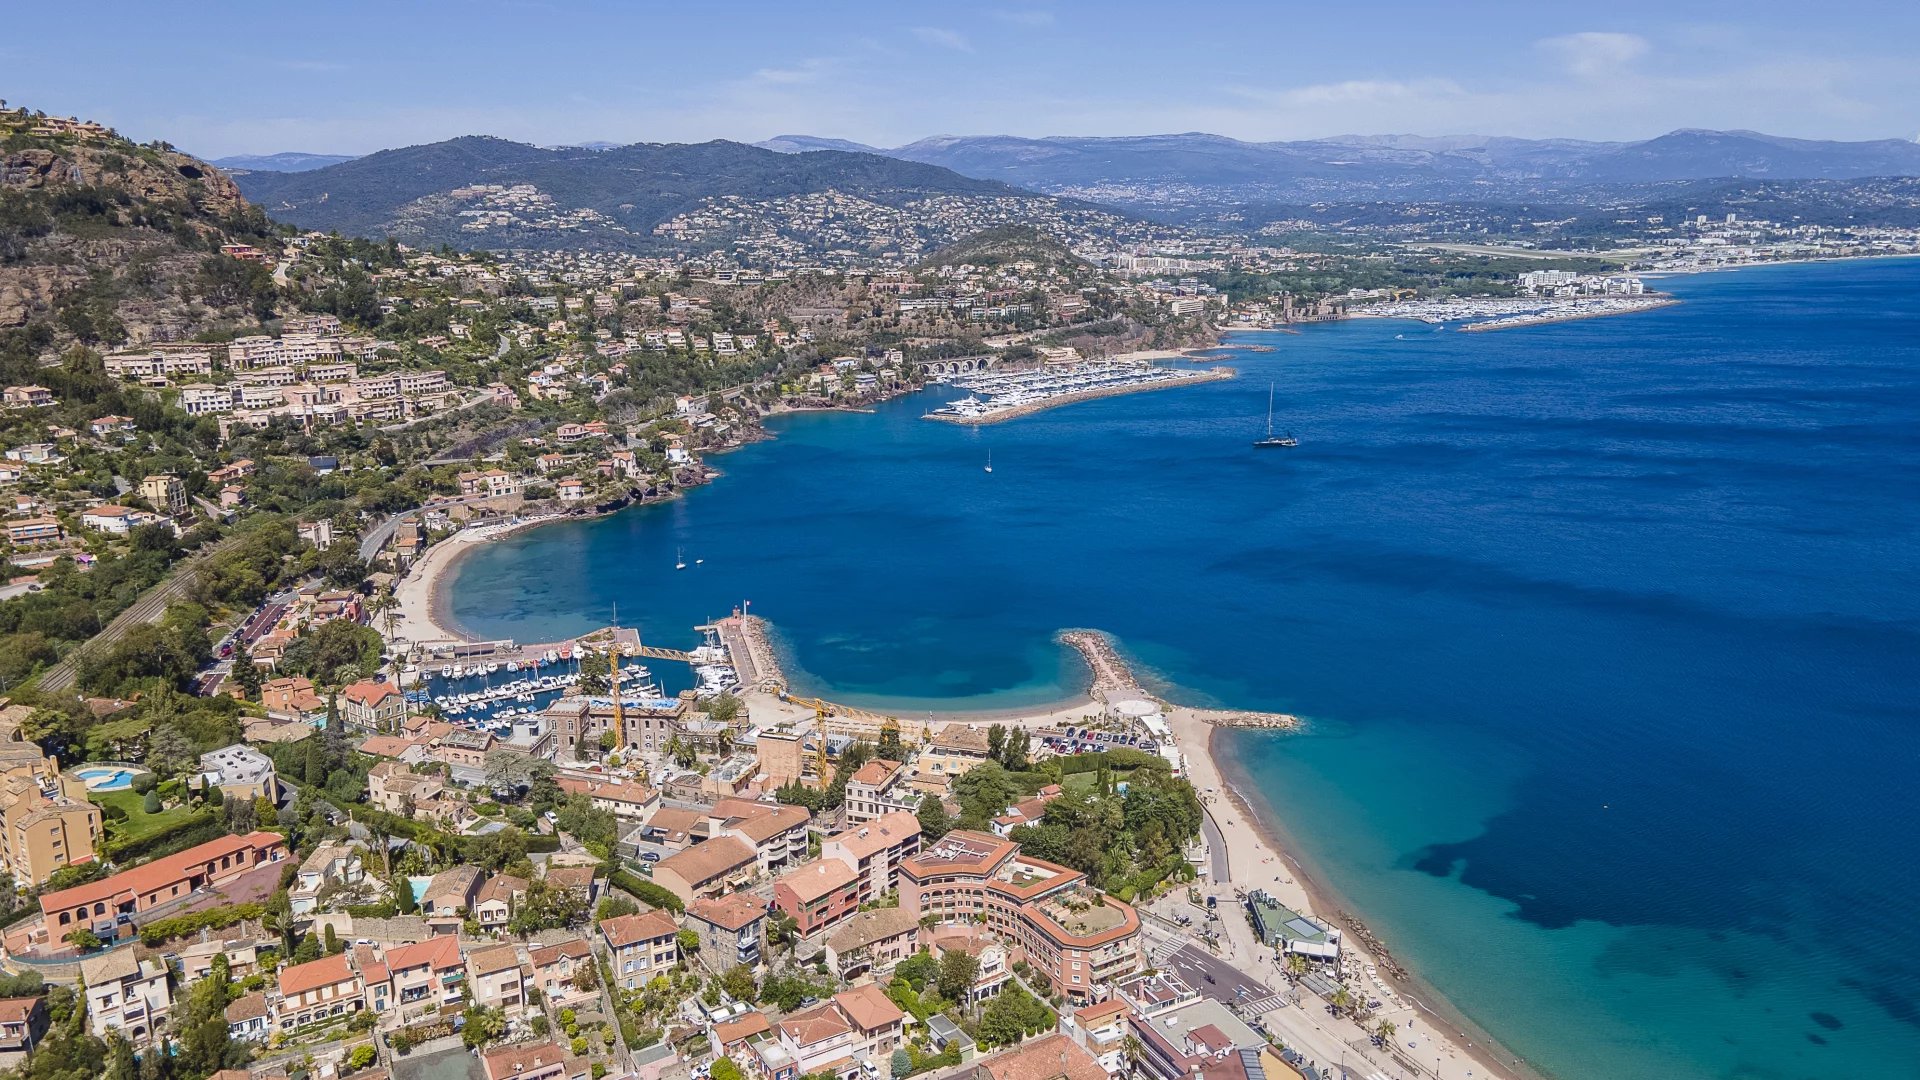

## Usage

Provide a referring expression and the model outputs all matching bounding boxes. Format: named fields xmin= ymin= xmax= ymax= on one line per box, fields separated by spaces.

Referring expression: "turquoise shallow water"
xmin=448 ymin=259 xmax=1920 ymax=1079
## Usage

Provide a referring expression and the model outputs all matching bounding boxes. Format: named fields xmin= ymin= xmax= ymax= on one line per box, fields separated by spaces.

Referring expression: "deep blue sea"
xmin=447 ymin=259 xmax=1920 ymax=1080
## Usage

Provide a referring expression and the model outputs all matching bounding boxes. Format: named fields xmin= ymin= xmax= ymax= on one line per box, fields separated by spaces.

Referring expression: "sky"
xmin=8 ymin=0 xmax=1919 ymax=158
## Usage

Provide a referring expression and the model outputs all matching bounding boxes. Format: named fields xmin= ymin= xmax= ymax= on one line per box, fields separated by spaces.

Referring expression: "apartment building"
xmin=651 ymin=835 xmax=756 ymax=906
xmin=467 ymin=944 xmax=528 ymax=1013
xmin=823 ymin=906 xmax=919 ymax=982
xmin=843 ymin=760 xmax=920 ymax=822
xmin=277 ymin=952 xmax=363 ymax=1031
xmin=898 ymin=831 xmax=1142 ymax=1005
xmin=710 ymin=799 xmax=811 ymax=875
xmin=600 ymin=911 xmax=680 ymax=990
xmin=341 ymin=680 xmax=406 ymax=731
xmin=81 ymin=950 xmax=172 ymax=1044
xmin=685 ymin=893 xmax=768 ymax=974
xmin=918 ymin=726 xmax=993 ymax=782
xmin=820 ymin=811 xmax=921 ymax=902
xmin=776 ymin=986 xmax=906 ymax=1080
xmin=0 ymin=746 xmax=100 ymax=886
xmin=773 ymin=857 xmax=862 ymax=939
xmin=37 ymin=831 xmax=287 ymax=946
xmin=529 ymin=938 xmax=596 ymax=1008
xmin=139 ymin=474 xmax=187 ymax=516
xmin=385 ymin=935 xmax=466 ymax=1022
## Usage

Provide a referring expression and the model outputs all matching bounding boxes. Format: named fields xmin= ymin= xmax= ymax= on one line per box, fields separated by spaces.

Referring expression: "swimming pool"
xmin=73 ymin=767 xmax=137 ymax=791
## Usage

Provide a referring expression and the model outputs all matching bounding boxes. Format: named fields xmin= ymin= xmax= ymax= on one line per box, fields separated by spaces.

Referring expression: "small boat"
xmin=984 ymin=450 xmax=993 ymax=474
xmin=1254 ymin=384 xmax=1298 ymax=448
xmin=695 ymin=558 xmax=704 ymax=565
xmin=676 ymin=547 xmax=687 ymax=571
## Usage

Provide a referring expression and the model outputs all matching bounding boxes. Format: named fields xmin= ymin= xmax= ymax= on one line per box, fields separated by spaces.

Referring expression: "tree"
xmin=936 ymin=949 xmax=979 ymax=1004
xmin=1373 ymin=1019 xmax=1397 ymax=1047
xmin=917 ymin=795 xmax=953 ymax=842
xmin=140 ymin=789 xmax=162 ymax=814
xmin=894 ymin=950 xmax=936 ymax=992
xmin=721 ymin=964 xmax=757 ymax=1002
xmin=988 ymin=724 xmax=1006 ymax=763
xmin=1330 ymin=986 xmax=1354 ymax=1018
xmin=890 ymin=1049 xmax=912 ymax=1079
xmin=596 ymin=895 xmax=639 ymax=920
xmin=1121 ymin=1035 xmax=1146 ymax=1078
xmin=232 ymin=640 xmax=262 ymax=700
xmin=63 ymin=928 xmax=102 ymax=951
xmin=677 ymin=928 xmax=701 ymax=955
xmin=348 ymin=1045 xmax=378 ymax=1071
xmin=462 ymin=1004 xmax=506 ymax=1048
xmin=577 ymin=653 xmax=610 ymax=695
xmin=711 ymin=1060 xmax=745 ymax=1080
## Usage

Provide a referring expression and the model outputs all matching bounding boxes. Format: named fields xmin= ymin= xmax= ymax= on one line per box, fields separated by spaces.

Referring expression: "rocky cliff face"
xmin=0 ymin=124 xmax=278 ymax=351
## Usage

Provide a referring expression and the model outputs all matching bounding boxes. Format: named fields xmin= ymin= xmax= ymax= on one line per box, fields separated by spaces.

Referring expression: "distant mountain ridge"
xmin=750 ymin=128 xmax=1920 ymax=204
xmin=212 ymin=151 xmax=358 ymax=173
xmin=231 ymin=136 xmax=1054 ymax=251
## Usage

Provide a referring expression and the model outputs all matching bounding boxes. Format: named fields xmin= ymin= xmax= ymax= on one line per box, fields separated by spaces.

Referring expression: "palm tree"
xmin=1329 ymin=986 xmax=1354 ymax=1018
xmin=1373 ymin=1019 xmax=1396 ymax=1048
xmin=1120 ymin=1034 xmax=1145 ymax=1079
xmin=1285 ymin=953 xmax=1308 ymax=982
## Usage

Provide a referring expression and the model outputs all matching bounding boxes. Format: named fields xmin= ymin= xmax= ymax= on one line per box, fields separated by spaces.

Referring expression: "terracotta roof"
xmin=0 ymin=997 xmax=40 ymax=1023
xmin=544 ymin=865 xmax=596 ymax=891
xmin=225 ymin=992 xmax=269 ymax=1022
xmin=343 ymin=680 xmax=400 ymax=706
xmin=929 ymin=725 xmax=992 ymax=753
xmin=654 ymin=835 xmax=755 ymax=885
xmin=780 ymin=1001 xmax=853 ymax=1047
xmin=79 ymin=948 xmax=140 ymax=984
xmin=825 ymin=811 xmax=922 ymax=860
xmin=350 ymin=944 xmax=389 ymax=983
xmin=725 ymin=802 xmax=809 ymax=843
xmin=825 ymin=906 xmax=919 ymax=954
xmin=978 ymin=1034 xmax=1109 ymax=1080
xmin=689 ymin=892 xmax=766 ymax=932
xmin=713 ymin=1010 xmax=772 ymax=1046
xmin=357 ymin=735 xmax=418 ymax=758
xmin=482 ymin=1041 xmax=570 ymax=1080
xmin=279 ymin=953 xmax=357 ymax=997
xmin=599 ymin=910 xmax=678 ymax=948
xmin=530 ymin=938 xmax=592 ymax=967
xmin=40 ymin=831 xmax=282 ymax=915
xmin=848 ymin=759 xmax=901 ymax=786
xmin=385 ymin=934 xmax=462 ymax=973
xmin=557 ymin=775 xmax=655 ymax=805
xmin=833 ymin=983 xmax=904 ymax=1032
xmin=478 ymin=874 xmax=529 ymax=905
xmin=1074 ymin=998 xmax=1130 ymax=1024
xmin=775 ymin=857 xmax=859 ymax=904
xmin=468 ymin=944 xmax=523 ymax=974
xmin=645 ymin=806 xmax=702 ymax=840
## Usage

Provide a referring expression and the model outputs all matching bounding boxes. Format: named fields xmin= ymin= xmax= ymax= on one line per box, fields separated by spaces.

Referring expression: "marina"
xmin=924 ymin=360 xmax=1234 ymax=424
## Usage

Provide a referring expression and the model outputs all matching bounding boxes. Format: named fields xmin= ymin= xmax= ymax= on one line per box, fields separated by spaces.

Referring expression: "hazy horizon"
xmin=9 ymin=0 xmax=1918 ymax=158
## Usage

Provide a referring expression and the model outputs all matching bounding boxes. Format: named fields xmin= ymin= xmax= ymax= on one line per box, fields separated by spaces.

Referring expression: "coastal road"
xmin=357 ymin=495 xmax=497 ymax=561
xmin=1163 ymin=941 xmax=1276 ymax=1008
xmin=1202 ymin=805 xmax=1232 ymax=882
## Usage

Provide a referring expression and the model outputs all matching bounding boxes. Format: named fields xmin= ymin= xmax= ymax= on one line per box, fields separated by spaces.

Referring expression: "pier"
xmin=925 ymin=363 xmax=1235 ymax=425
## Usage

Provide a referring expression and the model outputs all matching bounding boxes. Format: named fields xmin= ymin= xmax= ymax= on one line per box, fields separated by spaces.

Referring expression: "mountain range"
xmin=231 ymin=137 xmax=1055 ymax=251
xmin=211 ymin=151 xmax=359 ymax=173
xmin=755 ymin=128 xmax=1920 ymax=205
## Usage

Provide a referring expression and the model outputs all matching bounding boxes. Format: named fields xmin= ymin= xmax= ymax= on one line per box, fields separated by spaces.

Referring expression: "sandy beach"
xmin=388 ymin=531 xmax=480 ymax=647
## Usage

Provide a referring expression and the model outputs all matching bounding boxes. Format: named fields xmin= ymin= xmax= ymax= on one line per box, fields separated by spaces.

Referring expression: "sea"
xmin=444 ymin=258 xmax=1920 ymax=1080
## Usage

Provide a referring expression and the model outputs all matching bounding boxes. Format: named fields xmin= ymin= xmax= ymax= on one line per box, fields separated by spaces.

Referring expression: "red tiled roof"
xmin=689 ymin=893 xmax=766 ymax=932
xmin=39 ymin=831 xmax=283 ymax=915
xmin=775 ymin=857 xmax=858 ymax=904
xmin=714 ymin=1011 xmax=772 ymax=1045
xmin=599 ymin=910 xmax=678 ymax=948
xmin=343 ymin=680 xmax=400 ymax=706
xmin=385 ymin=934 xmax=462 ymax=973
xmin=834 ymin=983 xmax=904 ymax=1032
xmin=279 ymin=952 xmax=356 ymax=997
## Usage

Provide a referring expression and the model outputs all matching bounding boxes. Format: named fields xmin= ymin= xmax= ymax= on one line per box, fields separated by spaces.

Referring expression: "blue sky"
xmin=9 ymin=1 xmax=1918 ymax=157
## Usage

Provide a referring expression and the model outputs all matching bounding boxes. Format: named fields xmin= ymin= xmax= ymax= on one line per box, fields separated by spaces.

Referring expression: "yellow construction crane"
xmin=782 ymin=692 xmax=832 ymax=781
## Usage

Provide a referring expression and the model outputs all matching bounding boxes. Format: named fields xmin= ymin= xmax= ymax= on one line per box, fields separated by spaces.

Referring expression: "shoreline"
xmin=1205 ymin=727 xmax=1544 ymax=1080
xmin=927 ymin=366 xmax=1236 ymax=426
xmin=1455 ymin=297 xmax=1680 ymax=333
